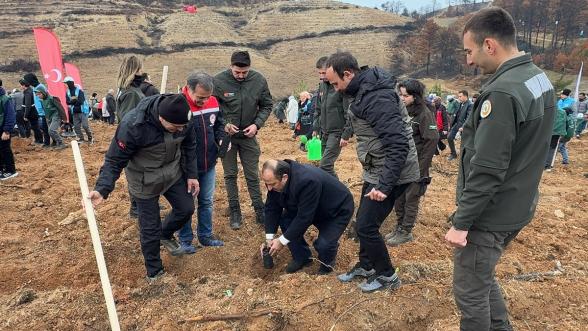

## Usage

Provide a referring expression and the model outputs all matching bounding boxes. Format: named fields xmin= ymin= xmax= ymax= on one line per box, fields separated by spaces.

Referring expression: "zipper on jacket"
xmin=199 ymin=112 xmax=208 ymax=172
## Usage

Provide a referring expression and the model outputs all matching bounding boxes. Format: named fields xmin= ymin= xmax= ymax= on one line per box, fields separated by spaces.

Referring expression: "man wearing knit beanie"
xmin=213 ymin=50 xmax=273 ymax=229
xmin=88 ymin=93 xmax=199 ymax=282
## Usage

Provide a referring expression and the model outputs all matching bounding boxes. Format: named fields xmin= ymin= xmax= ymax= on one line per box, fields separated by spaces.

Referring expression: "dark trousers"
xmin=355 ymin=182 xmax=408 ymax=275
xmin=40 ymin=116 xmax=51 ymax=145
xmin=0 ymin=137 xmax=16 ymax=173
xmin=16 ymin=111 xmax=30 ymax=138
xmin=544 ymin=135 xmax=560 ymax=168
xmin=134 ymin=177 xmax=195 ymax=277
xmin=453 ymin=230 xmax=519 ymax=331
xmin=394 ymin=182 xmax=421 ymax=231
xmin=447 ymin=126 xmax=459 ymax=157
xmin=319 ymin=132 xmax=342 ymax=178
xmin=222 ymin=136 xmax=263 ymax=210
xmin=29 ymin=117 xmax=43 ymax=143
xmin=280 ymin=198 xmax=352 ymax=265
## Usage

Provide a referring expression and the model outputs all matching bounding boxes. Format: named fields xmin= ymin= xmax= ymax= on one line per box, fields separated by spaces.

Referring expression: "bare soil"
xmin=1 ymin=119 xmax=587 ymax=330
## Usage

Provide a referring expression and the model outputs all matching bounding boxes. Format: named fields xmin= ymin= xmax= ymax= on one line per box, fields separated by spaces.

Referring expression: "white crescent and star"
xmin=43 ymin=69 xmax=63 ymax=83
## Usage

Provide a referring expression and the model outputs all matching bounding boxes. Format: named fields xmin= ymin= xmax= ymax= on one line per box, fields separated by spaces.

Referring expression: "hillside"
xmin=0 ymin=0 xmax=411 ymax=96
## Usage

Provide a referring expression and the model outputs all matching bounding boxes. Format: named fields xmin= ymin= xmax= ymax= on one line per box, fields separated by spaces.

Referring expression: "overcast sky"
xmin=338 ymin=0 xmax=443 ymax=12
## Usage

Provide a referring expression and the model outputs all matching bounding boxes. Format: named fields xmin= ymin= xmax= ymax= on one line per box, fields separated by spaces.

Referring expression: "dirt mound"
xmin=1 ymin=119 xmax=587 ymax=330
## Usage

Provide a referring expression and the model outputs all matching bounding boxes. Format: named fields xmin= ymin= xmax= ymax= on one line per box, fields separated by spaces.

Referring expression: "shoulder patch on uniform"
xmin=480 ymin=100 xmax=492 ymax=119
xmin=117 ymin=140 xmax=126 ymax=150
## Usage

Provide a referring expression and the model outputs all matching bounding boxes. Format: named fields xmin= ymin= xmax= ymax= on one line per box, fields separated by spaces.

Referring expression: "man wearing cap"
xmin=88 ymin=94 xmax=199 ymax=282
xmin=214 ymin=50 xmax=273 ymax=229
xmin=64 ymin=76 xmax=93 ymax=143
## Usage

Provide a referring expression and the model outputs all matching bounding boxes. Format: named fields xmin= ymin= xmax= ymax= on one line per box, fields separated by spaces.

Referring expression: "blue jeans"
xmin=177 ymin=168 xmax=216 ymax=243
xmin=557 ymin=141 xmax=569 ymax=163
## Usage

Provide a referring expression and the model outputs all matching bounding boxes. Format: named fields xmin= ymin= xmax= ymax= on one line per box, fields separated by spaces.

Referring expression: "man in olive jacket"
xmin=312 ymin=56 xmax=352 ymax=178
xmin=213 ymin=51 xmax=273 ymax=229
xmin=445 ymin=8 xmax=556 ymax=330
xmin=325 ymin=52 xmax=419 ymax=293
xmin=89 ymin=94 xmax=200 ymax=281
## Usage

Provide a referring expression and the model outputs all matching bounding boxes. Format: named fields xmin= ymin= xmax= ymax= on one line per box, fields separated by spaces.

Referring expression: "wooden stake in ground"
xmin=160 ymin=65 xmax=169 ymax=93
xmin=71 ymin=141 xmax=121 ymax=331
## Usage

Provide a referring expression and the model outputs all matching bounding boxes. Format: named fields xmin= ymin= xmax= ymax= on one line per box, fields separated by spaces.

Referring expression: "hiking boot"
xmin=0 ymin=172 xmax=19 ymax=181
xmin=145 ymin=269 xmax=165 ymax=284
xmin=384 ymin=226 xmax=400 ymax=241
xmin=161 ymin=237 xmax=185 ymax=256
xmin=337 ymin=263 xmax=376 ymax=282
xmin=53 ymin=143 xmax=67 ymax=150
xmin=41 ymin=144 xmax=51 ymax=149
xmin=447 ymin=154 xmax=457 ymax=161
xmin=285 ymin=258 xmax=312 ymax=273
xmin=386 ymin=229 xmax=414 ymax=246
xmin=199 ymin=235 xmax=224 ymax=247
xmin=179 ymin=241 xmax=197 ymax=254
xmin=254 ymin=207 xmax=265 ymax=225
xmin=229 ymin=207 xmax=242 ymax=230
xmin=359 ymin=273 xmax=401 ymax=293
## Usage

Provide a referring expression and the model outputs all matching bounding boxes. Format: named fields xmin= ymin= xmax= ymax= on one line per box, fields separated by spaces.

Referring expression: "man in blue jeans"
xmin=177 ymin=72 xmax=227 ymax=252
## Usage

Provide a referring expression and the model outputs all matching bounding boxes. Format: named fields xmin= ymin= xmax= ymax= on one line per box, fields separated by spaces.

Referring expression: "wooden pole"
xmin=160 ymin=65 xmax=169 ymax=93
xmin=71 ymin=141 xmax=121 ymax=331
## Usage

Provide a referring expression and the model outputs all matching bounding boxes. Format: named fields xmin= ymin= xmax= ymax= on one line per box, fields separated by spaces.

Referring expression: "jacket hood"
xmin=345 ymin=67 xmax=397 ymax=98
xmin=33 ymin=84 xmax=48 ymax=97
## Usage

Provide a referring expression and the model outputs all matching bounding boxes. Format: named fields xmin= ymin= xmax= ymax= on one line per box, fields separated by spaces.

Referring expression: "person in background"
xmin=11 ymin=87 xmax=28 ymax=138
xmin=23 ymin=73 xmax=52 ymax=147
xmin=286 ymin=95 xmax=298 ymax=131
xmin=575 ymin=92 xmax=587 ymax=138
xmin=33 ymin=85 xmax=67 ymax=150
xmin=105 ymin=89 xmax=116 ymax=125
xmin=64 ymin=76 xmax=93 ymax=143
xmin=21 ymin=79 xmax=42 ymax=145
xmin=0 ymin=79 xmax=18 ymax=180
xmin=90 ymin=92 xmax=101 ymax=120
xmin=447 ymin=90 xmax=473 ymax=161
xmin=294 ymin=91 xmax=313 ymax=151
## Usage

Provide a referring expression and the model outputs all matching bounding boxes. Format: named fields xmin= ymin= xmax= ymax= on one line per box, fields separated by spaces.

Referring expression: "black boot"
xmin=254 ymin=206 xmax=265 ymax=225
xmin=230 ymin=207 xmax=242 ymax=230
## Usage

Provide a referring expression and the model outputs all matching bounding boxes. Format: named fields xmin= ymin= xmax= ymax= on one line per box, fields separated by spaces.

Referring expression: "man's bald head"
xmin=261 ymin=159 xmax=290 ymax=192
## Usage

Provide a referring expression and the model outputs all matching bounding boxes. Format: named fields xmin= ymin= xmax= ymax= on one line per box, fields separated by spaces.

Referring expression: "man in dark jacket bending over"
xmin=88 ymin=94 xmax=199 ymax=282
xmin=262 ymin=159 xmax=353 ymax=274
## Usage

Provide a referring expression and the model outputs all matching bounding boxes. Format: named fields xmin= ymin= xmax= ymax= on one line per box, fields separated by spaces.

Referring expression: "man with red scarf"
xmin=178 ymin=71 xmax=228 ymax=253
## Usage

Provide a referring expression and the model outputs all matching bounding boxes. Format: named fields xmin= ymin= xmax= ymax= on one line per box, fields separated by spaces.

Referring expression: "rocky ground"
xmin=1 ymin=119 xmax=587 ymax=330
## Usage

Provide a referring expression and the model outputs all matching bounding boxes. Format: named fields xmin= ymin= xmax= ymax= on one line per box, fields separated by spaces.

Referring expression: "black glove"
xmin=217 ymin=138 xmax=230 ymax=159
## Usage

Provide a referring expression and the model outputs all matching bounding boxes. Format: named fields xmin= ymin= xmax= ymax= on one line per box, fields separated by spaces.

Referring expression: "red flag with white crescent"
xmin=33 ymin=28 xmax=69 ymax=121
xmin=64 ymin=63 xmax=83 ymax=90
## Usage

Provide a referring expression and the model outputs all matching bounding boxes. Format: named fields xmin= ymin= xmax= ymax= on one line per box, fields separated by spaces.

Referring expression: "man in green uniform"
xmin=312 ymin=56 xmax=352 ymax=178
xmin=214 ymin=51 xmax=273 ymax=229
xmin=445 ymin=7 xmax=556 ymax=330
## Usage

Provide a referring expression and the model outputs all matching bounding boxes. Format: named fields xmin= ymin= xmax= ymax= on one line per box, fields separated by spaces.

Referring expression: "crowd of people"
xmin=1 ymin=6 xmax=587 ymax=330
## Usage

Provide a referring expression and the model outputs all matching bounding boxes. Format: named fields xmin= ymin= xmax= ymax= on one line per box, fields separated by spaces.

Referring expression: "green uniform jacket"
xmin=313 ymin=81 xmax=353 ymax=139
xmin=213 ymin=69 xmax=273 ymax=130
xmin=453 ymin=53 xmax=556 ymax=232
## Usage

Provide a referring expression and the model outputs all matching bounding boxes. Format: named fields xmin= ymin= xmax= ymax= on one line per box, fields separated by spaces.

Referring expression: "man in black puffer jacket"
xmin=325 ymin=52 xmax=419 ymax=293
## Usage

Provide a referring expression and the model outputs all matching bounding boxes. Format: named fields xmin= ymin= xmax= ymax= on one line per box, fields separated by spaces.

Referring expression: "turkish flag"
xmin=64 ymin=63 xmax=83 ymax=89
xmin=33 ymin=28 xmax=69 ymax=122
